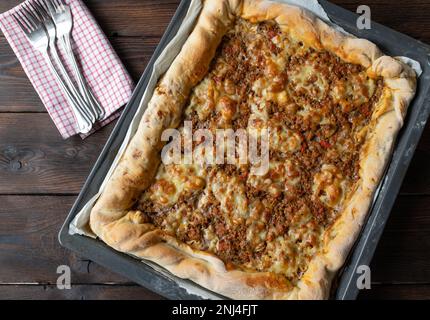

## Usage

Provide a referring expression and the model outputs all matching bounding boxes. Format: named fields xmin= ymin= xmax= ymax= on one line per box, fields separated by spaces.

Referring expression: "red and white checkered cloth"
xmin=0 ymin=0 xmax=135 ymax=139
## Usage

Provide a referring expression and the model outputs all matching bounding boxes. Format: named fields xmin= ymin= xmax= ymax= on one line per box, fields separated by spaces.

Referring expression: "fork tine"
xmin=43 ymin=0 xmax=55 ymax=16
xmin=27 ymin=2 xmax=43 ymax=22
xmin=50 ymin=0 xmax=60 ymax=9
xmin=12 ymin=12 xmax=30 ymax=34
xmin=47 ymin=0 xmax=60 ymax=14
xmin=35 ymin=0 xmax=49 ymax=14
xmin=16 ymin=9 xmax=34 ymax=31
xmin=59 ymin=0 xmax=68 ymax=9
xmin=21 ymin=3 xmax=39 ymax=27
xmin=33 ymin=0 xmax=49 ymax=20
xmin=55 ymin=0 xmax=64 ymax=11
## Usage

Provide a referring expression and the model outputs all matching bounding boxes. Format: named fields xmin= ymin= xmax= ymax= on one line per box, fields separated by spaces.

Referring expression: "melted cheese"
xmin=211 ymin=171 xmax=249 ymax=224
xmin=248 ymin=160 xmax=301 ymax=197
xmin=144 ymin=163 xmax=207 ymax=207
xmin=138 ymin=18 xmax=381 ymax=283
xmin=331 ymin=73 xmax=376 ymax=112
xmin=313 ymin=164 xmax=348 ymax=208
xmin=289 ymin=62 xmax=329 ymax=101
xmin=186 ymin=78 xmax=218 ymax=121
xmin=270 ymin=124 xmax=302 ymax=153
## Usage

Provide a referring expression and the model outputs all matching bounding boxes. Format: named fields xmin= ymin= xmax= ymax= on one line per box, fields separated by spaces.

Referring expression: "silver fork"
xmin=29 ymin=0 xmax=97 ymax=125
xmin=13 ymin=3 xmax=93 ymax=134
xmin=44 ymin=0 xmax=105 ymax=121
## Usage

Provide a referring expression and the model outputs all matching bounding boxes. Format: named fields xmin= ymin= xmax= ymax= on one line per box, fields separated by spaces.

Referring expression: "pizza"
xmin=89 ymin=0 xmax=416 ymax=299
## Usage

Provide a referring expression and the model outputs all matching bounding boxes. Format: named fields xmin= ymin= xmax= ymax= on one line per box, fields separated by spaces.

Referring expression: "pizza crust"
xmin=89 ymin=0 xmax=416 ymax=299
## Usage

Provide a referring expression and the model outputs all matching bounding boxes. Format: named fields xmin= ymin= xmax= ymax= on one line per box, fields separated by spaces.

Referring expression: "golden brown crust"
xmin=89 ymin=0 xmax=417 ymax=299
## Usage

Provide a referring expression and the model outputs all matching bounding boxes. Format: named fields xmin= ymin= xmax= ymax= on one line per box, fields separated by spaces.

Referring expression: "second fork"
xmin=13 ymin=4 xmax=93 ymax=133
xmin=44 ymin=0 xmax=105 ymax=121
xmin=29 ymin=0 xmax=97 ymax=124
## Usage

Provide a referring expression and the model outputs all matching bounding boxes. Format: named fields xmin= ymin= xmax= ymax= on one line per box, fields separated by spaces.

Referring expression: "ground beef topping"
xmin=135 ymin=19 xmax=383 ymax=283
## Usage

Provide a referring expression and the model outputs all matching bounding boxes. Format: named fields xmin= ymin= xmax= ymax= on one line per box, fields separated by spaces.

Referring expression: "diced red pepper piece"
xmin=320 ymin=140 xmax=331 ymax=148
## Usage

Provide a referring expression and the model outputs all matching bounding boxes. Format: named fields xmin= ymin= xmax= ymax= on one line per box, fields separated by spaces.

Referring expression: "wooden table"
xmin=0 ymin=0 xmax=429 ymax=300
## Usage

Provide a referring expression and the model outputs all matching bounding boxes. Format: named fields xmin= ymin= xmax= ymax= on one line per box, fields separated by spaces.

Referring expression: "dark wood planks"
xmin=0 ymin=0 xmax=179 ymax=38
xmin=360 ymin=285 xmax=430 ymax=300
xmin=0 ymin=196 xmax=130 ymax=284
xmin=370 ymin=196 xmax=430 ymax=283
xmin=0 ymin=114 xmax=113 ymax=194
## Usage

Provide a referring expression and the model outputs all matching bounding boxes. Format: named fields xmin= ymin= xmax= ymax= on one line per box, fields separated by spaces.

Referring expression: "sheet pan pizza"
xmin=88 ymin=0 xmax=416 ymax=299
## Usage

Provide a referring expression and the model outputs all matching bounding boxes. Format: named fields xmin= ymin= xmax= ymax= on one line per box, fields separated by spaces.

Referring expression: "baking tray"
xmin=59 ymin=0 xmax=430 ymax=300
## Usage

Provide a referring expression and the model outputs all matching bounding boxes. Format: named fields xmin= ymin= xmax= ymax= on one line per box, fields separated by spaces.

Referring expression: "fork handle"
xmin=62 ymin=35 xmax=106 ymax=121
xmin=49 ymin=44 xmax=97 ymax=124
xmin=43 ymin=53 xmax=93 ymax=134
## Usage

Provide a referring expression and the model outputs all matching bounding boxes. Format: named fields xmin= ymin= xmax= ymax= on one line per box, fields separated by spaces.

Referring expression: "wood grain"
xmin=370 ymin=196 xmax=430 ymax=283
xmin=0 ymin=0 xmax=178 ymax=38
xmin=0 ymin=114 xmax=114 ymax=194
xmin=0 ymin=196 xmax=130 ymax=284
xmin=360 ymin=285 xmax=430 ymax=300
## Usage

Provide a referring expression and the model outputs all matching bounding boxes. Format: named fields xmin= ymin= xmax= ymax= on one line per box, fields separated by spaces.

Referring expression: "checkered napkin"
xmin=0 ymin=0 xmax=135 ymax=139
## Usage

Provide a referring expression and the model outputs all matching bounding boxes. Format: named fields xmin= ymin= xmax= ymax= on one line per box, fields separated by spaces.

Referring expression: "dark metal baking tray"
xmin=59 ymin=0 xmax=430 ymax=300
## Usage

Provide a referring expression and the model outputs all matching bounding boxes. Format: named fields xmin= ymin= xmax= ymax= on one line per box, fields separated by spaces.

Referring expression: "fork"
xmin=29 ymin=0 xmax=97 ymax=125
xmin=44 ymin=0 xmax=105 ymax=121
xmin=13 ymin=3 xmax=93 ymax=134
